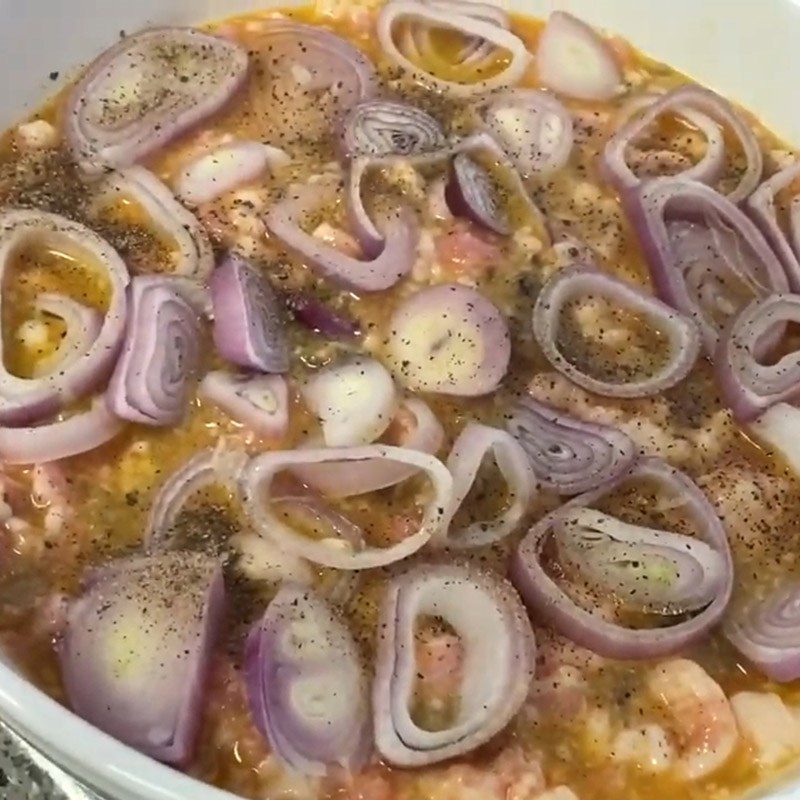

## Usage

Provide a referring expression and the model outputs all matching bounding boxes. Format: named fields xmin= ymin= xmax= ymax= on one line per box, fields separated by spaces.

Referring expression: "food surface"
xmin=1 ymin=3 xmax=800 ymax=800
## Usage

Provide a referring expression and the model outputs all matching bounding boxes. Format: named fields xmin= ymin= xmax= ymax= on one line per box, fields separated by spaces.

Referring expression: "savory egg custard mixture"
xmin=3 ymin=2 xmax=800 ymax=799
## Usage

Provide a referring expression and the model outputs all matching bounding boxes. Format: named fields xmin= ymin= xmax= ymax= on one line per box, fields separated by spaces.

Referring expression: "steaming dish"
xmin=3 ymin=2 xmax=800 ymax=799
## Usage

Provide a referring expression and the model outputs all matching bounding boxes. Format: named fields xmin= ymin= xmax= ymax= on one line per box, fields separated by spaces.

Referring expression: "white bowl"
xmin=1 ymin=1 xmax=799 ymax=798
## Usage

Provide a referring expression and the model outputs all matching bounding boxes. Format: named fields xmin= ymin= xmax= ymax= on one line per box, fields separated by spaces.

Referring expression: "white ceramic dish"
xmin=0 ymin=1 xmax=799 ymax=798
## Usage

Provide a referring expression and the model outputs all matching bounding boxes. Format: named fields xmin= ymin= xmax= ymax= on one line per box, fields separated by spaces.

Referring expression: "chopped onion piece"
xmin=726 ymin=582 xmax=800 ymax=682
xmin=292 ymin=398 xmax=445 ymax=498
xmin=387 ymin=283 xmax=510 ymax=396
xmin=0 ymin=210 xmax=129 ymax=426
xmin=242 ymin=445 xmax=453 ymax=570
xmin=176 ymin=141 xmax=290 ymax=206
xmin=506 ymin=396 xmax=637 ymax=495
xmin=512 ymin=458 xmax=734 ymax=660
xmin=440 ymin=423 xmax=536 ymax=549
xmin=59 ymin=552 xmax=225 ymax=765
xmin=0 ymin=398 xmax=124 ymax=465
xmin=284 ymin=291 xmax=360 ymax=340
xmin=445 ymin=154 xmax=510 ymax=235
xmin=532 ymin=265 xmax=700 ymax=398
xmin=199 ymin=371 xmax=289 ymax=439
xmin=373 ymin=563 xmax=535 ymax=766
xmin=65 ymin=27 xmax=249 ymax=174
xmin=210 ymin=253 xmax=289 ymax=374
xmin=299 ymin=356 xmax=398 ymax=447
xmin=245 ymin=584 xmax=370 ymax=774
xmin=377 ymin=0 xmax=532 ymax=97
xmin=536 ymin=12 xmax=622 ymax=101
xmin=107 ymin=276 xmax=201 ymax=426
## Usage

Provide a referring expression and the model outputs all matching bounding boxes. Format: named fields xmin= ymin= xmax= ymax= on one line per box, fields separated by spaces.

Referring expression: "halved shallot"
xmin=65 ymin=27 xmax=249 ymax=173
xmin=145 ymin=446 xmax=249 ymax=551
xmin=603 ymin=85 xmax=763 ymax=202
xmin=445 ymin=153 xmax=510 ymax=235
xmin=626 ymin=178 xmax=789 ymax=354
xmin=245 ymin=584 xmax=370 ymax=774
xmin=387 ymin=283 xmax=510 ymax=396
xmin=532 ymin=265 xmax=700 ymax=398
xmin=506 ymin=396 xmax=637 ymax=495
xmin=725 ymin=582 xmax=800 ymax=682
xmin=480 ymin=88 xmax=574 ymax=178
xmin=299 ymin=356 xmax=398 ymax=447
xmin=536 ymin=12 xmax=622 ymax=102
xmin=440 ymin=423 xmax=536 ymax=549
xmin=0 ymin=398 xmax=125 ymax=465
xmin=0 ymin=210 xmax=129 ymax=426
xmin=107 ymin=276 xmax=201 ymax=426
xmin=747 ymin=160 xmax=800 ymax=291
xmin=377 ymin=0 xmax=531 ymax=96
xmin=210 ymin=254 xmax=289 ymax=374
xmin=93 ymin=167 xmax=214 ymax=283
xmin=59 ymin=551 xmax=225 ymax=764
xmin=716 ymin=293 xmax=800 ymax=421
xmin=512 ymin=458 xmax=734 ymax=659
xmin=266 ymin=181 xmax=418 ymax=292
xmin=291 ymin=398 xmax=445 ymax=498
xmin=199 ymin=371 xmax=289 ymax=439
xmin=373 ymin=563 xmax=535 ymax=766
xmin=176 ymin=141 xmax=290 ymax=206
xmin=242 ymin=445 xmax=453 ymax=569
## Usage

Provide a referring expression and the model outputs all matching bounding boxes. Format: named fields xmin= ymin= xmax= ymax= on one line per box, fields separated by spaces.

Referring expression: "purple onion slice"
xmin=373 ymin=563 xmax=535 ymax=766
xmin=725 ymin=582 xmax=800 ymax=682
xmin=512 ymin=457 xmax=734 ymax=660
xmin=210 ymin=254 xmax=289 ymax=374
xmin=445 ymin=153 xmax=510 ymax=235
xmin=65 ymin=27 xmax=249 ymax=174
xmin=59 ymin=551 xmax=225 ymax=765
xmin=107 ymin=276 xmax=201 ymax=426
xmin=506 ymin=396 xmax=637 ymax=495
xmin=245 ymin=583 xmax=370 ymax=775
xmin=532 ymin=264 xmax=700 ymax=398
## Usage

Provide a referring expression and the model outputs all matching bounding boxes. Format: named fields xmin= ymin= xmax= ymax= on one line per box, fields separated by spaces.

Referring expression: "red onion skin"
xmin=512 ymin=458 xmax=733 ymax=660
xmin=284 ymin=292 xmax=360 ymax=340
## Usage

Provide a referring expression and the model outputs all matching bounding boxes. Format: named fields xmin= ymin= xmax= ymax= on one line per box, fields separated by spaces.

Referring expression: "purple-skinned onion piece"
xmin=445 ymin=153 xmax=511 ymax=235
xmin=59 ymin=551 xmax=225 ymax=765
xmin=244 ymin=583 xmax=370 ymax=775
xmin=210 ymin=253 xmax=289 ymax=374
xmin=284 ymin=292 xmax=360 ymax=340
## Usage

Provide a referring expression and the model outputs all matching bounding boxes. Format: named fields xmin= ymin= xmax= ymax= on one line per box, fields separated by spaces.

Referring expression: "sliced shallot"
xmin=512 ymin=458 xmax=734 ymax=659
xmin=245 ymin=583 xmax=370 ymax=774
xmin=716 ymin=293 xmax=800 ymax=421
xmin=145 ymin=445 xmax=249 ymax=551
xmin=0 ymin=210 xmax=129 ymax=426
xmin=242 ymin=445 xmax=453 ymax=569
xmin=210 ymin=253 xmax=289 ymax=374
xmin=266 ymin=181 xmax=418 ymax=293
xmin=373 ymin=563 xmax=535 ymax=766
xmin=199 ymin=371 xmax=289 ymax=439
xmin=536 ymin=12 xmax=622 ymax=101
xmin=292 ymin=398 xmax=445 ymax=498
xmin=60 ymin=552 xmax=224 ymax=765
xmin=29 ymin=293 xmax=103 ymax=379
xmin=506 ymin=396 xmax=637 ymax=495
xmin=284 ymin=291 xmax=360 ymax=340
xmin=532 ymin=265 xmax=700 ymax=398
xmin=377 ymin=0 xmax=531 ymax=97
xmin=602 ymin=85 xmax=763 ymax=202
xmin=176 ymin=141 xmax=290 ymax=206
xmin=627 ymin=178 xmax=789 ymax=354
xmin=554 ymin=508 xmax=727 ymax=614
xmin=445 ymin=153 xmax=510 ymax=235
xmin=441 ymin=423 xmax=536 ymax=549
xmin=747 ymin=160 xmax=800 ymax=291
xmin=725 ymin=582 xmax=800 ymax=682
xmin=0 ymin=398 xmax=124 ymax=465
xmin=481 ymin=88 xmax=574 ymax=178
xmin=107 ymin=276 xmax=201 ymax=426
xmin=66 ymin=27 xmax=249 ymax=173
xmin=387 ymin=283 xmax=510 ymax=396
xmin=299 ymin=356 xmax=398 ymax=447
